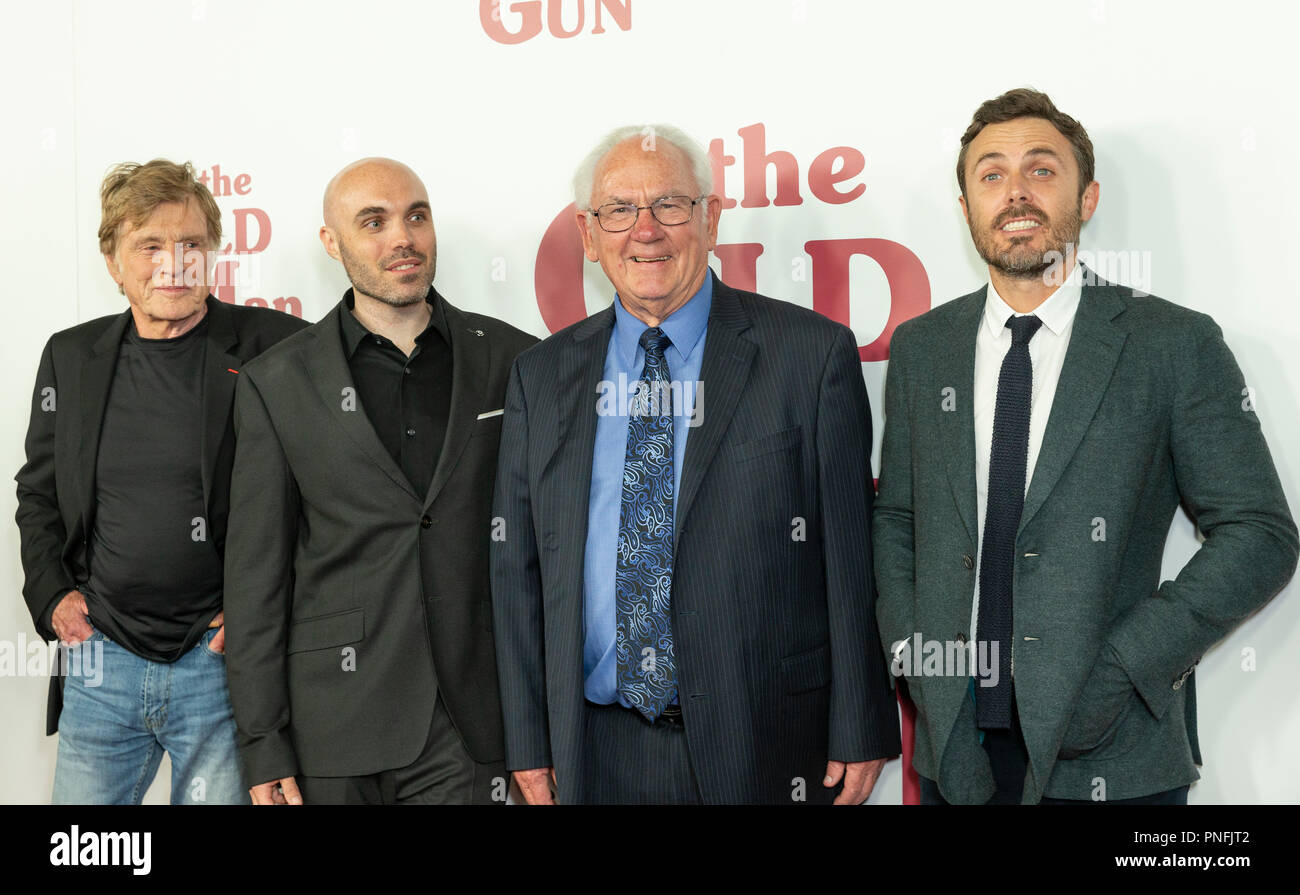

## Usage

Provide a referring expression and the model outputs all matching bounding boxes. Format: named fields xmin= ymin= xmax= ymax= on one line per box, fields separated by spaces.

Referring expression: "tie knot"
xmin=639 ymin=327 xmax=671 ymax=357
xmin=1006 ymin=314 xmax=1043 ymax=346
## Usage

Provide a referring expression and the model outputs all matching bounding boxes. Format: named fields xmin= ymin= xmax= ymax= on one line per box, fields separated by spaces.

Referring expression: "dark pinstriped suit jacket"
xmin=491 ymin=273 xmax=901 ymax=804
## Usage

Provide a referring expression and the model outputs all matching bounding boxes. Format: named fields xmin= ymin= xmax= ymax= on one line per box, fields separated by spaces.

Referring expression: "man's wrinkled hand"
xmin=51 ymin=589 xmax=92 ymax=645
xmin=250 ymin=777 xmax=302 ymax=805
xmin=824 ymin=758 xmax=886 ymax=805
xmin=513 ymin=767 xmax=557 ymax=804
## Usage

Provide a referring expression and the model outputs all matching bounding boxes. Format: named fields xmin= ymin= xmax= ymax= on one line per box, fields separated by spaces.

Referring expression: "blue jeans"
xmin=52 ymin=627 xmax=248 ymax=804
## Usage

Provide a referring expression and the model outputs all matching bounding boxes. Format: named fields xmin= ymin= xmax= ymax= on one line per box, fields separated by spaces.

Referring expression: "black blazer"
xmin=15 ymin=297 xmax=308 ymax=734
xmin=491 ymin=274 xmax=902 ymax=803
xmin=222 ymin=292 xmax=537 ymax=787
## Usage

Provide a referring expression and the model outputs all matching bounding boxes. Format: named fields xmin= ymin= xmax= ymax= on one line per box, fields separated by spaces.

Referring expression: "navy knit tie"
xmin=976 ymin=314 xmax=1043 ymax=730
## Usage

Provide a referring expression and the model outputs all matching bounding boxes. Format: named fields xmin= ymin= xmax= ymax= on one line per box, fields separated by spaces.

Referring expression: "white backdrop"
xmin=2 ymin=0 xmax=1297 ymax=804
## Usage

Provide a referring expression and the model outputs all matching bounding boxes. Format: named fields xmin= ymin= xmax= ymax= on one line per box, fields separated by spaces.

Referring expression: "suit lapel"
xmin=77 ymin=312 xmax=131 ymax=529
xmin=674 ymin=279 xmax=756 ymax=551
xmin=199 ymin=298 xmax=242 ymax=512
xmin=938 ymin=291 xmax=983 ymax=545
xmin=548 ymin=305 xmax=614 ymax=563
xmin=1018 ymin=283 xmax=1127 ymax=533
xmin=547 ymin=306 xmax=612 ymax=782
xmin=424 ymin=297 xmax=488 ymax=509
xmin=306 ymin=301 xmax=420 ymax=501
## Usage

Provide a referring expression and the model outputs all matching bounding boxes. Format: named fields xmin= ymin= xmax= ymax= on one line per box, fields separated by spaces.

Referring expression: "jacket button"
xmin=420 ymin=515 xmax=432 ymax=529
xmin=962 ymin=554 xmax=974 ymax=570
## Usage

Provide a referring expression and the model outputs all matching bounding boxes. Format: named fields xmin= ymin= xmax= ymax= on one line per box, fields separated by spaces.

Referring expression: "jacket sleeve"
xmin=871 ymin=322 xmax=918 ymax=685
xmin=14 ymin=336 xmax=75 ymax=641
xmin=1107 ymin=315 xmax=1298 ymax=720
xmin=223 ymin=369 xmax=302 ymax=786
xmin=489 ymin=359 xmax=553 ymax=771
xmin=818 ymin=325 xmax=902 ymax=761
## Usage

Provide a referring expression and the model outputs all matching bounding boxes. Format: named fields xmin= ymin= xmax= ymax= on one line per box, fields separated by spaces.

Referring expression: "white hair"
xmin=572 ymin=123 xmax=714 ymax=210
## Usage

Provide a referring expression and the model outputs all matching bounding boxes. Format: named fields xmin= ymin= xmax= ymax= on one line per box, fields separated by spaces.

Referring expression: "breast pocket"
xmin=471 ymin=412 xmax=504 ymax=440
xmin=734 ymin=425 xmax=802 ymax=463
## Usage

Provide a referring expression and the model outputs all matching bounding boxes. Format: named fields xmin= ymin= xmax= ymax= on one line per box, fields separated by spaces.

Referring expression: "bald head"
xmin=319 ymin=157 xmax=438 ymax=307
xmin=322 ymin=157 xmax=426 ymax=231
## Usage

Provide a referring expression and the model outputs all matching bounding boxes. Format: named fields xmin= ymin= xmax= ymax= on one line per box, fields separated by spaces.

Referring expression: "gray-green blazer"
xmin=873 ymin=272 xmax=1297 ymax=803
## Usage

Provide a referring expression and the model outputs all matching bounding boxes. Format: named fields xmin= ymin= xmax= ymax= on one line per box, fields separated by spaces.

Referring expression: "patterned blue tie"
xmin=615 ymin=327 xmax=677 ymax=721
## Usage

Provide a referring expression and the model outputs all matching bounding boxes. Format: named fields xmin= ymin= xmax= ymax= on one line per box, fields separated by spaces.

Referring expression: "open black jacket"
xmin=16 ymin=296 xmax=308 ymax=734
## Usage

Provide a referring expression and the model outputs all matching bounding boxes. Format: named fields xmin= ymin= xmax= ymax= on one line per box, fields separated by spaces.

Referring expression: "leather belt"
xmin=656 ymin=704 xmax=683 ymax=726
xmin=586 ymin=699 xmax=684 ymax=727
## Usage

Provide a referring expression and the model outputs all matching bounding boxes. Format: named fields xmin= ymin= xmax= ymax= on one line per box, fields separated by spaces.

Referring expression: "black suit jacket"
xmin=223 ymin=291 xmax=537 ymax=786
xmin=15 ymin=297 xmax=308 ymax=734
xmin=491 ymin=274 xmax=901 ymax=804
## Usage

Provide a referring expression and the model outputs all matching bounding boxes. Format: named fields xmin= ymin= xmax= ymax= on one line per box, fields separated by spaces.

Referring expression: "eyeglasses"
xmin=589 ymin=195 xmax=706 ymax=233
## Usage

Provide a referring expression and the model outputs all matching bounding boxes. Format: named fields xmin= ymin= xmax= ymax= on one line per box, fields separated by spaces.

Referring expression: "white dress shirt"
xmin=969 ymin=275 xmax=1082 ymax=656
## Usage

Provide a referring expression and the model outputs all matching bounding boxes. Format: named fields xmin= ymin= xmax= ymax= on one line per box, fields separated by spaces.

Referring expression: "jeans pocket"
xmin=73 ymin=629 xmax=103 ymax=647
xmin=200 ymin=628 xmax=225 ymax=659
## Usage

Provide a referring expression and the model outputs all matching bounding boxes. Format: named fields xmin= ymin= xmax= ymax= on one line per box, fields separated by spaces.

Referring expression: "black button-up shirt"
xmin=339 ymin=288 xmax=453 ymax=499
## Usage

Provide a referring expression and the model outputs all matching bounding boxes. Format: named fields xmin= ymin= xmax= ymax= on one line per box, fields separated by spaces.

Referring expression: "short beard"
xmin=364 ymin=289 xmax=425 ymax=309
xmin=338 ymin=241 xmax=436 ymax=307
xmin=969 ymin=198 xmax=1082 ymax=281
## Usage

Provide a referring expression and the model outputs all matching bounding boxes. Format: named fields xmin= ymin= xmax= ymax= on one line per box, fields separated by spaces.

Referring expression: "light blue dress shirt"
xmin=582 ymin=274 xmax=712 ymax=705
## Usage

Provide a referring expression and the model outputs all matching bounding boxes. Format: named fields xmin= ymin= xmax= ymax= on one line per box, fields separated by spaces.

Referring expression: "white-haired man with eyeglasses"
xmin=490 ymin=124 xmax=901 ymax=804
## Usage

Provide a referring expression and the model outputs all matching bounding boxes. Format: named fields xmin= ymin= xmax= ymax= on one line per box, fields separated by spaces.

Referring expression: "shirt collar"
xmin=983 ymin=269 xmax=1082 ymax=339
xmin=611 ymin=272 xmax=713 ymax=369
xmin=340 ymin=286 xmax=449 ymax=357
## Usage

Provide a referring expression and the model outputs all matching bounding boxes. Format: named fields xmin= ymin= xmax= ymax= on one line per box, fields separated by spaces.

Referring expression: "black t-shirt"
xmin=83 ymin=317 xmax=223 ymax=662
